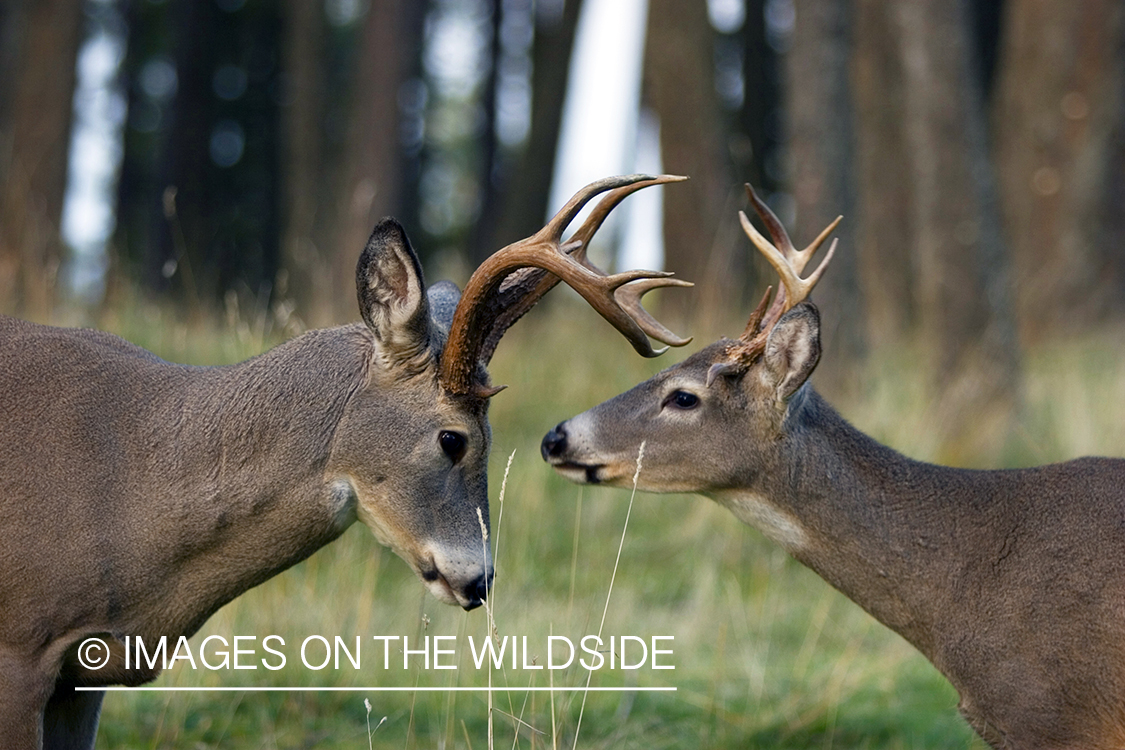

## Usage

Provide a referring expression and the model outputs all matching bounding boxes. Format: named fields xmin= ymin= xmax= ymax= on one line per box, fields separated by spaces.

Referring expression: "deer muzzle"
xmin=420 ymin=544 xmax=494 ymax=611
xmin=540 ymin=420 xmax=606 ymax=484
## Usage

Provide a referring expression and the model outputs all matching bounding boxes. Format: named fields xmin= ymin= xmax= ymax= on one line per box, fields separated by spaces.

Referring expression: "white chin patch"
xmin=424 ymin=576 xmax=461 ymax=606
xmin=553 ymin=464 xmax=594 ymax=484
xmin=716 ymin=490 xmax=807 ymax=552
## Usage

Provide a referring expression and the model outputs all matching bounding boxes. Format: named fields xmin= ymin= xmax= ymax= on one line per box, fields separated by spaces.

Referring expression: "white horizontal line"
xmin=77 ymin=686 xmax=676 ymax=693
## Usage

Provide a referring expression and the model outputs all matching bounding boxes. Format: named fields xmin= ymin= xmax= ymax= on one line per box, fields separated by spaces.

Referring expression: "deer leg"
xmin=42 ymin=682 xmax=103 ymax=750
xmin=0 ymin=649 xmax=54 ymax=750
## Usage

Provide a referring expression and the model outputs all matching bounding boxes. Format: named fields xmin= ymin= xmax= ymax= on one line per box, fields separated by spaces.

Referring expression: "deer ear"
xmin=764 ymin=303 xmax=821 ymax=402
xmin=356 ymin=219 xmax=432 ymax=362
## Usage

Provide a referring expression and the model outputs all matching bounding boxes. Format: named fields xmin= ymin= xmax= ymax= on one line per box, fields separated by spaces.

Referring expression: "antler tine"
xmin=743 ymin=183 xmax=842 ymax=273
xmin=470 ymin=175 xmax=689 ymax=369
xmin=740 ymin=196 xmax=840 ymax=316
xmin=733 ymin=184 xmax=841 ymax=355
xmin=615 ymin=276 xmax=694 ymax=348
xmin=537 ymin=174 xmax=679 ymax=245
xmin=738 ymin=209 xmax=797 ymax=333
xmin=565 ymin=175 xmax=689 ymax=265
xmin=494 ymin=174 xmax=687 ymax=304
xmin=802 ymin=215 xmax=844 ymax=268
xmin=475 ymin=267 xmax=692 ymax=369
xmin=739 ymin=285 xmax=773 ymax=340
xmin=739 ymin=185 xmax=800 ymax=332
xmin=439 ymin=175 xmax=691 ymax=397
xmin=549 ymin=174 xmax=693 ymax=348
xmin=800 ymin=236 xmax=838 ymax=294
xmin=744 ymin=183 xmax=796 ymax=259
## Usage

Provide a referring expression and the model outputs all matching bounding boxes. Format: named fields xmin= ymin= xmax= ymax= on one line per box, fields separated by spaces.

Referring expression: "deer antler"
xmin=708 ymin=184 xmax=840 ymax=384
xmin=440 ymin=174 xmax=693 ymax=398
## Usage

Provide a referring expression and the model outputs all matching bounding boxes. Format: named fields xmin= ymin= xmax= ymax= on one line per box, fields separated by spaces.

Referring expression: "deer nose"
xmin=462 ymin=569 xmax=494 ymax=611
xmin=541 ymin=422 xmax=569 ymax=460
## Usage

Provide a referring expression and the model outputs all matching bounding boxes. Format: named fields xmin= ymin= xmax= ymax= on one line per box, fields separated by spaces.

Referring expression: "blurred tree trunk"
xmin=280 ymin=0 xmax=328 ymax=324
xmin=1106 ymin=109 xmax=1125 ymax=312
xmin=279 ymin=2 xmax=424 ymax=326
xmin=992 ymin=0 xmax=1125 ymax=341
xmin=739 ymin=0 xmax=780 ymax=195
xmin=112 ymin=0 xmax=165 ymax=301
xmin=642 ymin=0 xmax=732 ymax=315
xmin=488 ymin=0 xmax=583 ymax=252
xmin=468 ymin=0 xmax=503 ymax=266
xmin=156 ymin=0 xmax=218 ymax=304
xmin=850 ymin=0 xmax=914 ymax=348
xmin=723 ymin=0 xmax=781 ymax=314
xmin=785 ymin=0 xmax=863 ymax=394
xmin=114 ymin=1 xmax=284 ymax=310
xmin=891 ymin=0 xmax=1020 ymax=464
xmin=0 ymin=0 xmax=84 ymax=317
xmin=326 ymin=0 xmax=420 ymax=324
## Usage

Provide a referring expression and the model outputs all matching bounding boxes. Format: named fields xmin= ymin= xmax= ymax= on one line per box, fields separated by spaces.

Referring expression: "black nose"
xmin=541 ymin=422 xmax=569 ymax=460
xmin=462 ymin=569 xmax=494 ymax=611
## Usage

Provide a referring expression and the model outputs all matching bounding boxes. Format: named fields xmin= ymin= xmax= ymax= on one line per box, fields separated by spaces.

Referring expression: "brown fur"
xmin=0 ymin=220 xmax=496 ymax=749
xmin=544 ymin=303 xmax=1125 ymax=750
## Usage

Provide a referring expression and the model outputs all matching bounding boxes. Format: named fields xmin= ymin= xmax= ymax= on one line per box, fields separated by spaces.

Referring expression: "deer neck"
xmin=130 ymin=325 xmax=368 ymax=637
xmin=714 ymin=387 xmax=980 ymax=660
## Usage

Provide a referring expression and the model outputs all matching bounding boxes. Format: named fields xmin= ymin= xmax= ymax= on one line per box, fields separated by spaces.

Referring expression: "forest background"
xmin=4 ymin=0 xmax=1124 ymax=458
xmin=2 ymin=0 xmax=1124 ymax=747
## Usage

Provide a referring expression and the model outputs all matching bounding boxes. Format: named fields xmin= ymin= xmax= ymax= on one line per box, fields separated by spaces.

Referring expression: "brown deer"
xmin=541 ymin=184 xmax=1125 ymax=750
xmin=0 ymin=175 xmax=690 ymax=750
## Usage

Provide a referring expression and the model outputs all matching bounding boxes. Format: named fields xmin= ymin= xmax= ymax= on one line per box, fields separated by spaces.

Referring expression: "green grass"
xmin=87 ymin=298 xmax=1125 ymax=749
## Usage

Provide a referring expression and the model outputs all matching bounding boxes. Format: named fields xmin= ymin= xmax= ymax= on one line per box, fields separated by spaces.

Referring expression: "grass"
xmin=84 ymin=296 xmax=1125 ymax=749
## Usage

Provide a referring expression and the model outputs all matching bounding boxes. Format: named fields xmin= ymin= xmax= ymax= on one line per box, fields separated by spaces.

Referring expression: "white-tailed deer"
xmin=0 ymin=175 xmax=690 ymax=750
xmin=542 ymin=184 xmax=1125 ymax=750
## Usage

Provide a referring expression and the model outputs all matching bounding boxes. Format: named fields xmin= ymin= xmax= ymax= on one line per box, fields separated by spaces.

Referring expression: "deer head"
xmin=343 ymin=174 xmax=691 ymax=607
xmin=540 ymin=184 xmax=838 ymax=496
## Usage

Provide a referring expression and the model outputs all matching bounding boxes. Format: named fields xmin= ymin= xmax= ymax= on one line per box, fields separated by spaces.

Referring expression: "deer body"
xmin=732 ymin=374 xmax=1125 ymax=748
xmin=0 ymin=318 xmax=366 ymax=670
xmin=546 ymin=325 xmax=1125 ymax=749
xmin=0 ymin=175 xmax=690 ymax=750
xmin=542 ymin=186 xmax=1125 ymax=749
xmin=0 ymin=276 xmax=493 ymax=750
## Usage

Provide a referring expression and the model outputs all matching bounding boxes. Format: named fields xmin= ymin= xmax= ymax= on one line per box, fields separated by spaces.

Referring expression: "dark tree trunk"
xmin=327 ymin=0 xmax=420 ymax=323
xmin=891 ymin=0 xmax=1020 ymax=464
xmin=487 ymin=0 xmax=584 ymax=252
xmin=1105 ymin=99 xmax=1125 ymax=315
xmin=279 ymin=0 xmax=328 ymax=324
xmin=0 ymin=0 xmax=84 ymax=317
xmin=739 ymin=0 xmax=781 ymax=195
xmin=112 ymin=0 xmax=165 ymax=301
xmin=467 ymin=0 xmax=504 ymax=266
xmin=156 ymin=0 xmax=219 ymax=303
xmin=850 ymin=0 xmax=914 ymax=347
xmin=992 ymin=0 xmax=1125 ymax=341
xmin=784 ymin=0 xmax=863 ymax=391
xmin=642 ymin=0 xmax=732 ymax=315
xmin=115 ymin=0 xmax=283 ymax=310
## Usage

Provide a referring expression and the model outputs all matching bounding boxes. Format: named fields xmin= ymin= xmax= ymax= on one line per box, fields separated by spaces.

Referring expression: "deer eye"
xmin=439 ymin=431 xmax=467 ymax=463
xmin=665 ymin=390 xmax=700 ymax=410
